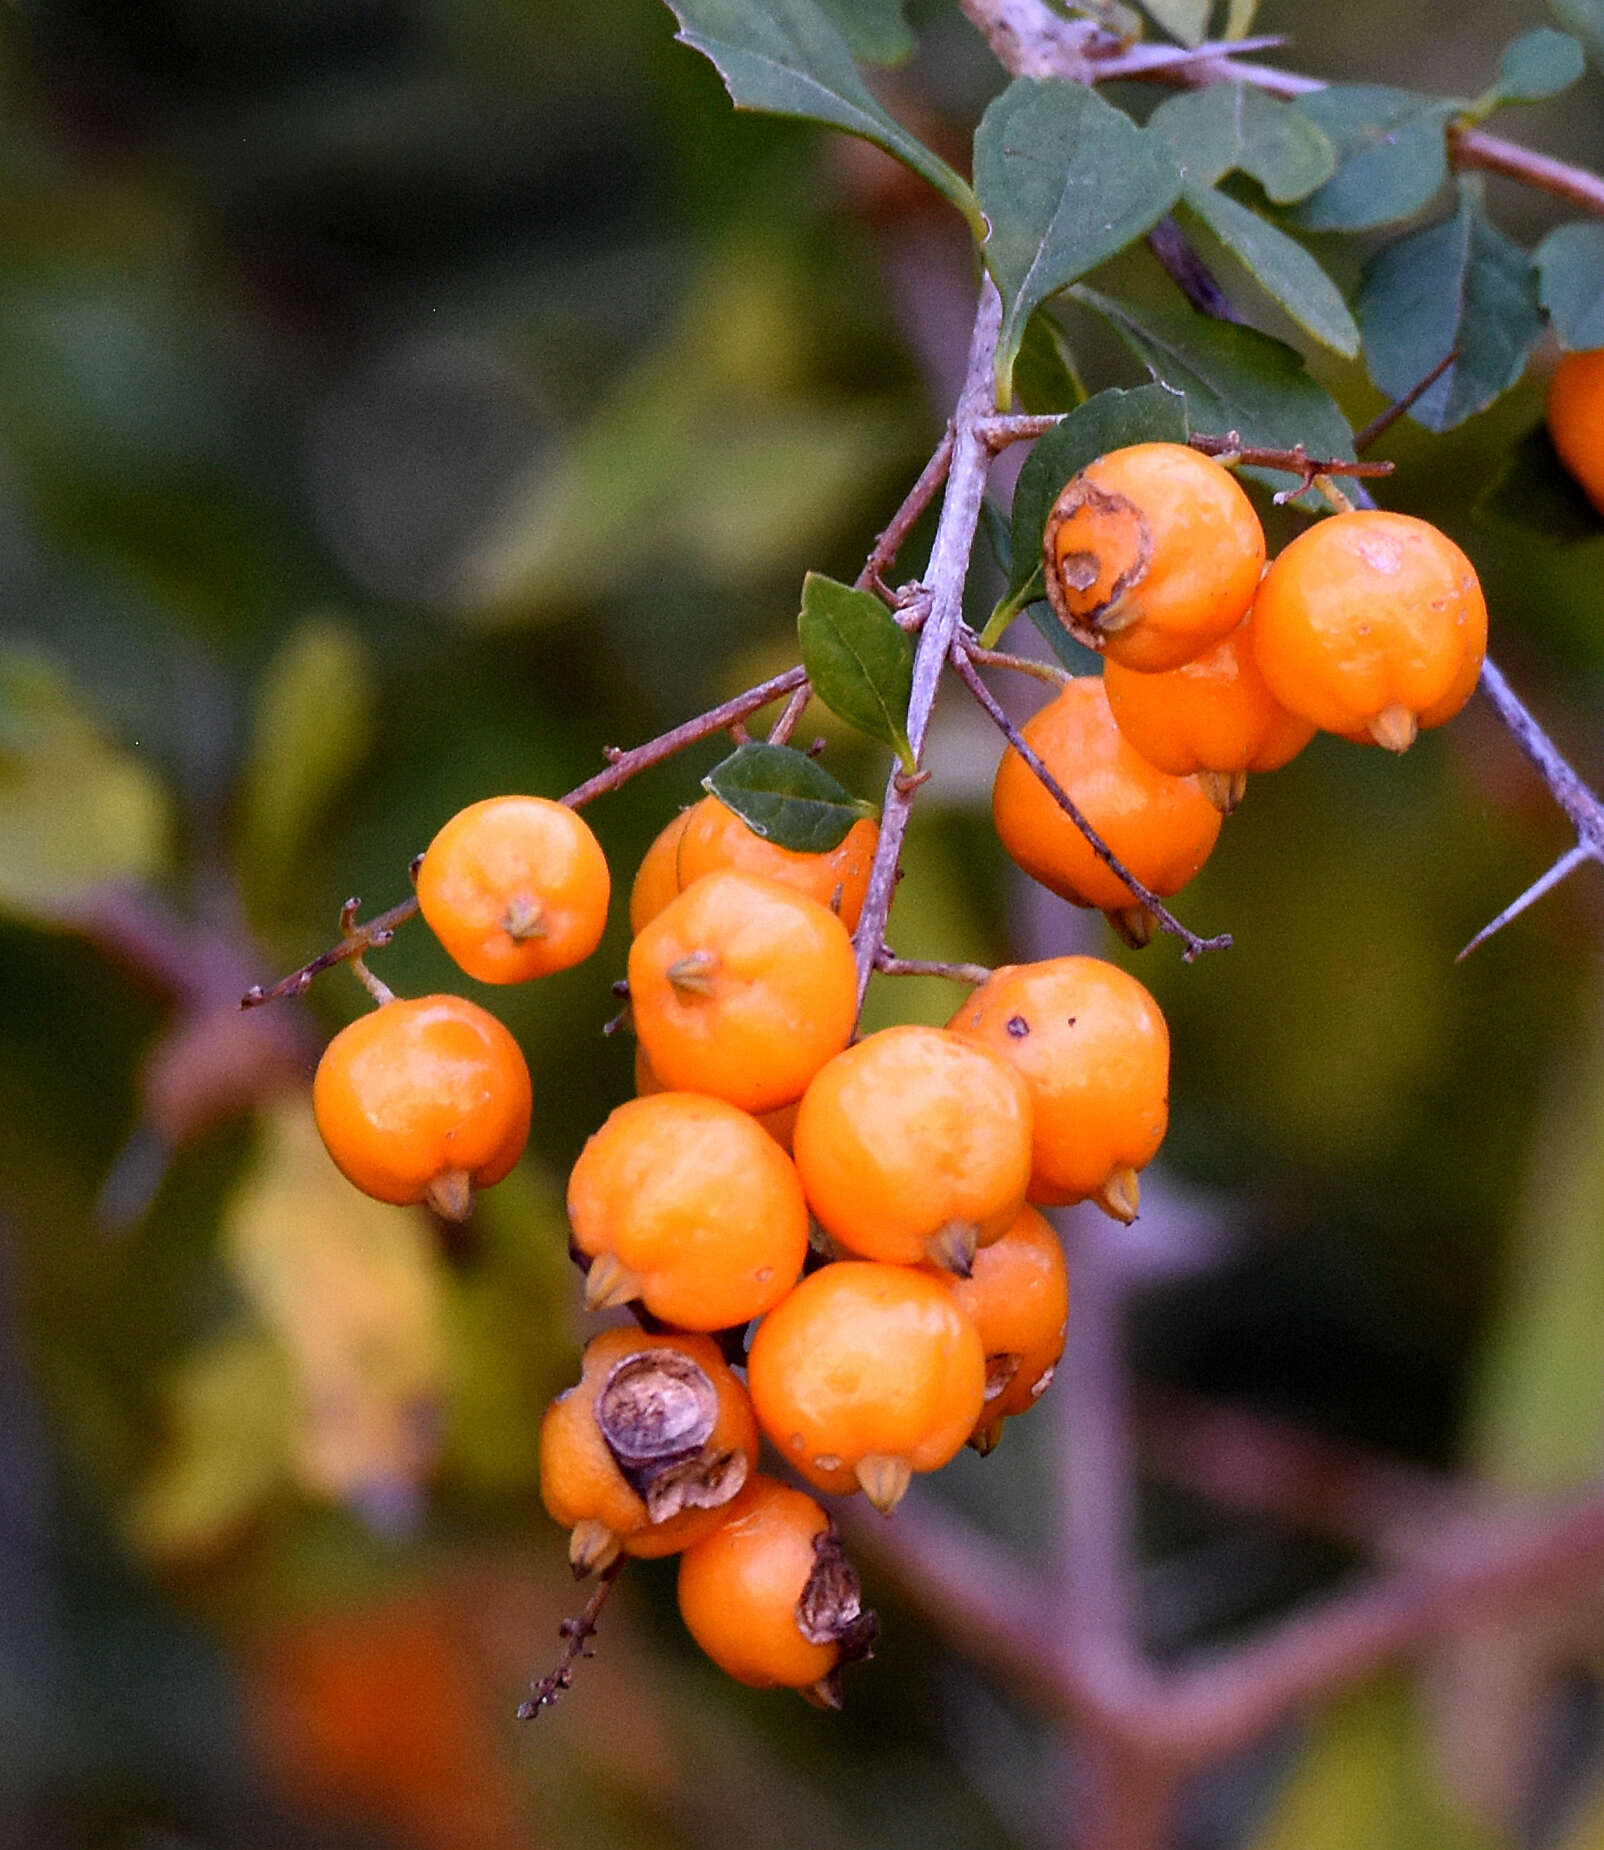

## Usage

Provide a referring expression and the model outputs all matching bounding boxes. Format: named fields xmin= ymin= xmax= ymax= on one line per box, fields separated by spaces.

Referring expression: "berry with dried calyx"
xmin=943 ymin=1206 xmax=1069 ymax=1455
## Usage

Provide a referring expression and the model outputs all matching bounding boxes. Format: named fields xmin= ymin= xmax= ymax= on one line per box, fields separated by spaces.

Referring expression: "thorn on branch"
xmin=517 ymin=1558 xmax=625 ymax=1720
xmin=1456 ymin=844 xmax=1595 ymax=962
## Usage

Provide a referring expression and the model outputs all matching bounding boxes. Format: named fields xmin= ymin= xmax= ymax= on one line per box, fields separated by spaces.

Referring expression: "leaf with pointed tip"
xmin=1537 ymin=222 xmax=1604 ymax=350
xmin=1550 ymin=0 xmax=1604 ymax=71
xmin=1486 ymin=26 xmax=1585 ymax=105
xmin=1007 ymin=383 xmax=1189 ymax=600
xmin=1074 ymin=287 xmax=1354 ymax=500
xmin=797 ymin=572 xmax=914 ymax=768
xmin=1287 ymin=86 xmax=1458 ymax=232
xmin=1013 ymin=309 xmax=1085 ymax=414
xmin=1181 ymin=188 xmax=1359 ymax=356
xmin=1139 ymin=0 xmax=1209 ymax=46
xmin=1358 ymin=187 xmax=1542 ymax=432
xmin=1148 ymin=83 xmax=1337 ymax=204
xmin=704 ymin=741 xmax=875 ymax=854
xmin=662 ymin=0 xmax=978 ymax=232
xmin=812 ymin=0 xmax=913 ymax=64
xmin=974 ymin=79 xmax=1183 ymax=400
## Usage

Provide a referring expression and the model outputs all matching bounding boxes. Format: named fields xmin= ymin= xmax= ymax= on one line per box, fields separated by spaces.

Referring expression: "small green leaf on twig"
xmin=797 ymin=572 xmax=915 ymax=770
xmin=1287 ymin=86 xmax=1459 ymax=232
xmin=704 ymin=741 xmax=876 ymax=854
xmin=1478 ymin=27 xmax=1585 ymax=112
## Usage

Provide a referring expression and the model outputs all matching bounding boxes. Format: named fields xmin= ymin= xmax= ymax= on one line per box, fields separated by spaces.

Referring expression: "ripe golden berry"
xmin=1043 ymin=443 xmax=1265 ymax=673
xmin=1546 ymin=348 xmax=1604 ymax=517
xmin=416 ymin=796 xmax=610 ymax=984
xmin=944 ymin=1206 xmax=1069 ymax=1455
xmin=312 ymin=994 xmax=531 ymax=1220
xmin=629 ymin=808 xmax=692 ymax=936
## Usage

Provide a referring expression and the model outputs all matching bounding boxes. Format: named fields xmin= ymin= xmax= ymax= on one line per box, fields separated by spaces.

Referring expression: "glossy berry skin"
xmin=1103 ymin=614 xmax=1316 ymax=811
xmin=540 ymin=1327 xmax=759 ymax=1575
xmin=677 ymin=1477 xmax=873 ymax=1701
xmin=1546 ymin=349 xmax=1604 ymax=517
xmin=634 ymin=1043 xmax=799 ymax=1151
xmin=629 ymin=808 xmax=691 ymax=936
xmin=945 ymin=1206 xmax=1069 ymax=1453
xmin=792 ymin=1025 xmax=1034 ymax=1273
xmin=1250 ymin=512 xmax=1487 ymax=751
xmin=748 ymin=1261 xmax=986 ymax=1510
xmin=1043 ymin=443 xmax=1265 ymax=673
xmin=948 ymin=957 xmax=1168 ymax=1217
xmin=312 ymin=995 xmax=531 ymax=1217
xmin=991 ymin=678 xmax=1223 ymax=917
xmin=416 ymin=796 xmax=610 ymax=985
xmin=628 ymin=870 xmax=857 ymax=1115
xmin=567 ymin=1092 xmax=809 ymax=1330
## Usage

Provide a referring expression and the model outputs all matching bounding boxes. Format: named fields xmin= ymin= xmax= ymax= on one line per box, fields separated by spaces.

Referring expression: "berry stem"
xmin=873 ymin=950 xmax=994 ymax=985
xmin=516 ymin=1556 xmax=626 ymax=1719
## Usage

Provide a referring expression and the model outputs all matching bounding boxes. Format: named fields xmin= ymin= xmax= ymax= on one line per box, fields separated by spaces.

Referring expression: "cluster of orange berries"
xmin=994 ymin=442 xmax=1488 ymax=943
xmin=305 ymin=435 xmax=1490 ymax=1708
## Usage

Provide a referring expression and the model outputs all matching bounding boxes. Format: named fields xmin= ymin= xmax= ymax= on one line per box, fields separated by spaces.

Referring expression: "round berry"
xmin=634 ymin=1043 xmax=799 ymax=1151
xmin=1250 ymin=511 xmax=1487 ymax=751
xmin=677 ymin=1477 xmax=877 ymax=1706
xmin=416 ymin=796 xmax=610 ymax=984
xmin=792 ymin=1025 xmax=1034 ymax=1274
xmin=540 ymin=1327 xmax=759 ymax=1576
xmin=567 ymin=1092 xmax=809 ymax=1331
xmin=991 ymin=677 xmax=1223 ymax=942
xmin=948 ymin=956 xmax=1168 ymax=1221
xmin=628 ymin=870 xmax=857 ymax=1114
xmin=1043 ymin=443 xmax=1265 ymax=673
xmin=674 ymin=796 xmax=878 ymax=932
xmin=1103 ymin=612 xmax=1316 ymax=814
xmin=629 ymin=808 xmax=692 ymax=936
xmin=1546 ymin=348 xmax=1604 ymax=517
xmin=748 ymin=1261 xmax=986 ymax=1512
xmin=312 ymin=994 xmax=531 ymax=1220
xmin=945 ymin=1206 xmax=1069 ymax=1455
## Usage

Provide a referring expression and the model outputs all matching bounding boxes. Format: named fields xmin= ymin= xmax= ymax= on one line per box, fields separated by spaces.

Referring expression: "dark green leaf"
xmin=1181 ymin=186 xmax=1360 ymax=355
xmin=1550 ymin=0 xmax=1604 ymax=71
xmin=1287 ymin=87 xmax=1458 ymax=232
xmin=1358 ymin=186 xmax=1542 ymax=432
xmin=1486 ymin=27 xmax=1585 ymax=105
xmin=663 ymin=0 xmax=979 ymax=232
xmin=1537 ymin=222 xmax=1604 ymax=350
xmin=979 ymin=497 xmax=1013 ymax=578
xmin=703 ymin=741 xmax=875 ymax=853
xmin=974 ymin=79 xmax=1183 ymax=399
xmin=1148 ymin=84 xmax=1338 ymax=204
xmin=812 ymin=0 xmax=913 ymax=64
xmin=1025 ymin=600 xmax=1103 ymax=674
xmin=1476 ymin=421 xmax=1602 ymax=541
xmin=796 ymin=571 xmax=914 ymax=767
xmin=1006 ymin=382 xmax=1189 ymax=599
xmin=1012 ymin=309 xmax=1085 ymax=414
xmin=1074 ymin=287 xmax=1354 ymax=499
xmin=1139 ymin=0 xmax=1209 ymax=45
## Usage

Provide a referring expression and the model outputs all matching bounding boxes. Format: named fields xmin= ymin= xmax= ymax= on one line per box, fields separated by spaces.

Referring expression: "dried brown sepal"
xmin=854 ymin=1452 xmax=913 ymax=1515
xmin=1105 ymin=904 xmax=1157 ymax=949
xmin=925 ymin=1218 xmax=980 ymax=1277
xmin=596 ymin=1348 xmax=748 ymax=1520
xmin=1092 ymin=1164 xmax=1141 ymax=1224
xmin=423 ymin=1167 xmax=473 ymax=1223
xmin=793 ymin=1524 xmax=880 ymax=1708
xmin=1368 ymin=702 xmax=1418 ymax=754
xmin=569 ymin=1517 xmax=622 ymax=1578
xmin=983 ymin=1351 xmax=1022 ymax=1404
xmin=583 ymin=1250 xmax=644 ymax=1314
xmin=1042 ymin=478 xmax=1154 ymax=653
xmin=968 ymin=1415 xmax=1005 ymax=1457
xmin=1197 ymin=769 xmax=1247 ymax=814
xmin=500 ymin=896 xmax=547 ymax=941
xmin=639 ymin=1446 xmax=749 ymax=1524
xmin=666 ymin=950 xmax=719 ymax=998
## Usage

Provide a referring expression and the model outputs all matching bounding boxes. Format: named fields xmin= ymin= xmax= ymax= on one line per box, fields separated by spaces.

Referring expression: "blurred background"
xmin=6 ymin=0 xmax=1604 ymax=1845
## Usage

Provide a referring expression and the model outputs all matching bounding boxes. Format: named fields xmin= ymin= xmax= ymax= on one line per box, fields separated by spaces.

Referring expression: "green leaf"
xmin=1139 ymin=0 xmax=1209 ymax=45
xmin=1074 ymin=287 xmax=1354 ymax=498
xmin=974 ymin=79 xmax=1184 ymax=400
xmin=1477 ymin=420 xmax=1602 ymax=540
xmin=1485 ymin=27 xmax=1585 ymax=105
xmin=662 ymin=0 xmax=979 ymax=232
xmin=0 ymin=650 xmax=171 ymax=922
xmin=1224 ymin=0 xmax=1261 ymax=34
xmin=797 ymin=571 xmax=914 ymax=768
xmin=1148 ymin=82 xmax=1338 ymax=203
xmin=237 ymin=617 xmax=377 ymax=889
xmin=1025 ymin=601 xmax=1103 ymax=674
xmin=1180 ymin=186 xmax=1360 ymax=356
xmin=1549 ymin=0 xmax=1604 ymax=71
xmin=812 ymin=0 xmax=912 ymax=63
xmin=1012 ymin=308 xmax=1085 ymax=414
xmin=1006 ymin=382 xmax=1189 ymax=600
xmin=703 ymin=741 xmax=874 ymax=853
xmin=1287 ymin=87 xmax=1458 ymax=232
xmin=1537 ymin=222 xmax=1604 ymax=350
xmin=1358 ymin=186 xmax=1542 ymax=432
xmin=979 ymin=497 xmax=1013 ymax=578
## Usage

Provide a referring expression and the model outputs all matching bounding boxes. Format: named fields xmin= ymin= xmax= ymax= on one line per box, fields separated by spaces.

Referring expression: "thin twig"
xmin=857 ymin=424 xmax=957 ymax=594
xmin=873 ymin=950 xmax=995 ymax=984
xmin=961 ymin=639 xmax=1071 ymax=686
xmin=241 ymin=893 xmax=419 ymax=1009
xmin=516 ymin=1558 xmax=625 ymax=1720
xmin=1477 ymin=657 xmax=1604 ymax=853
xmin=949 ymin=643 xmax=1232 ymax=962
xmin=768 ymin=681 xmax=812 ymax=745
xmin=1352 ymin=351 xmax=1461 ymax=454
xmin=1456 ymin=843 xmax=1593 ymax=962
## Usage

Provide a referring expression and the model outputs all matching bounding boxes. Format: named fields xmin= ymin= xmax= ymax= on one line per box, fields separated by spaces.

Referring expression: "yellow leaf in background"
xmin=0 ymin=648 xmax=170 ymax=921
xmin=129 ymin=1329 xmax=293 ymax=1565
xmin=225 ymin=1097 xmax=447 ymax=1522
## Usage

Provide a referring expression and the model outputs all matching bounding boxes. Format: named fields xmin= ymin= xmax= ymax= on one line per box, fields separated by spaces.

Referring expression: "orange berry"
xmin=539 ymin=1327 xmax=759 ymax=1575
xmin=1103 ymin=613 xmax=1316 ymax=813
xmin=748 ymin=1261 xmax=986 ymax=1512
xmin=629 ymin=808 xmax=692 ymax=936
xmin=675 ymin=795 xmax=878 ymax=932
xmin=792 ymin=1025 xmax=1034 ymax=1274
xmin=634 ymin=1044 xmax=799 ymax=1150
xmin=628 ymin=871 xmax=857 ymax=1114
xmin=991 ymin=677 xmax=1223 ymax=938
xmin=677 ymin=1476 xmax=877 ymax=1705
xmin=945 ymin=1206 xmax=1068 ymax=1454
xmin=416 ymin=795 xmax=610 ymax=984
xmin=1546 ymin=349 xmax=1604 ymax=516
xmin=1249 ymin=511 xmax=1487 ymax=751
xmin=948 ymin=956 xmax=1168 ymax=1220
xmin=567 ymin=1092 xmax=809 ymax=1330
xmin=312 ymin=995 xmax=531 ymax=1220
xmin=1043 ymin=442 xmax=1266 ymax=673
